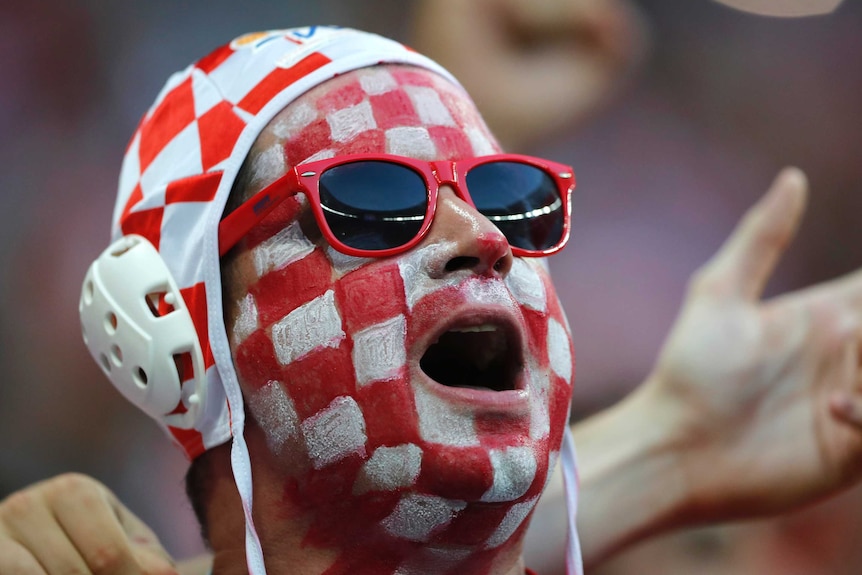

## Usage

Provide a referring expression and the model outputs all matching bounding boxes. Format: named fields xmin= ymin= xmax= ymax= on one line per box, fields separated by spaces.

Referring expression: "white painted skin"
xmin=353 ymin=443 xmax=423 ymax=495
xmin=380 ymin=493 xmax=467 ymax=542
xmin=247 ymin=380 xmax=300 ymax=453
xmin=301 ymin=395 xmax=368 ymax=469
xmin=269 ymin=290 xmax=345 ymax=365
xmin=485 ymin=496 xmax=540 ymax=548
xmin=351 ymin=315 xmax=408 ymax=386
xmin=481 ymin=446 xmax=538 ymax=502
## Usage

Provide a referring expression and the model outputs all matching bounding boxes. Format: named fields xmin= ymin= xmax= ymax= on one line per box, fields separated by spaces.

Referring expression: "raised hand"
xmin=650 ymin=166 xmax=862 ymax=518
xmin=0 ymin=474 xmax=178 ymax=574
xmin=571 ymin=168 xmax=862 ymax=568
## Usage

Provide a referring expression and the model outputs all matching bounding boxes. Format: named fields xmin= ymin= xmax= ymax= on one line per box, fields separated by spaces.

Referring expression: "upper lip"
xmin=414 ymin=308 xmax=526 ymax=394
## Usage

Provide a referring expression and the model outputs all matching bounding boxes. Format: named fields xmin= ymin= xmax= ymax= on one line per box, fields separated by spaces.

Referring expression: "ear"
xmin=80 ymin=234 xmax=207 ymax=429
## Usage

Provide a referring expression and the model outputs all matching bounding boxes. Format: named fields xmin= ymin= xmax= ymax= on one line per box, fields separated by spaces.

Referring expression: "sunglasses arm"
xmin=218 ymin=170 xmax=303 ymax=257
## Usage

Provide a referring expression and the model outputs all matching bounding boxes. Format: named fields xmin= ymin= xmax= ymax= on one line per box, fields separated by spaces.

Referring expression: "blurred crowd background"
xmin=1 ymin=1 xmax=861 ymax=573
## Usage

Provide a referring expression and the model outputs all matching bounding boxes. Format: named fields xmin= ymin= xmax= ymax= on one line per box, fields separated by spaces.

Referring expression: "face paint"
xmin=225 ymin=65 xmax=575 ymax=574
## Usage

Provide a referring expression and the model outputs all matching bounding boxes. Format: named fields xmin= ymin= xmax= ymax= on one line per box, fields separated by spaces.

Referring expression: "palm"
xmin=649 ymin=170 xmax=862 ymax=519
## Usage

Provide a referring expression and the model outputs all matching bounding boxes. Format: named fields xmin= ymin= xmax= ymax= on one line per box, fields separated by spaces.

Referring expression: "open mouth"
xmin=419 ymin=321 xmax=523 ymax=392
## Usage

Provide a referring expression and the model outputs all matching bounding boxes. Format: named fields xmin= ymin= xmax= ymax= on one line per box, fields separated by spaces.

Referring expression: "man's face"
xmin=222 ymin=65 xmax=574 ymax=564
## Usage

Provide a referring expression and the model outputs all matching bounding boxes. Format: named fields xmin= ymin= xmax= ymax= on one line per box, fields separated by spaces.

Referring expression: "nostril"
xmin=445 ymin=256 xmax=480 ymax=272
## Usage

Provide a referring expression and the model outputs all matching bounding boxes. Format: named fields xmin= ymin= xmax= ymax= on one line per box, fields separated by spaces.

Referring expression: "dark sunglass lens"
xmin=465 ymin=162 xmax=564 ymax=251
xmin=319 ymin=161 xmax=427 ymax=251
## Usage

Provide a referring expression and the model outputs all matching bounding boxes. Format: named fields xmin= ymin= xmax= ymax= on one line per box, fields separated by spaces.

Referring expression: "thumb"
xmin=696 ymin=167 xmax=808 ymax=301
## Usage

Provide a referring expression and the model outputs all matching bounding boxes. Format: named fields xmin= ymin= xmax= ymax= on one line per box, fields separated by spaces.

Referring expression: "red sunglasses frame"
xmin=219 ymin=153 xmax=575 ymax=258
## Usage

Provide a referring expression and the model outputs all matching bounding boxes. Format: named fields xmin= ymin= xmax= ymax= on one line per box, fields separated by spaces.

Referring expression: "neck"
xmin=205 ymin=424 xmax=532 ymax=575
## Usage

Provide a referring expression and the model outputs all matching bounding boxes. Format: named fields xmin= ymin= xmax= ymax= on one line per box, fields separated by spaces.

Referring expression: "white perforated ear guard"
xmin=79 ymin=234 xmax=206 ymax=429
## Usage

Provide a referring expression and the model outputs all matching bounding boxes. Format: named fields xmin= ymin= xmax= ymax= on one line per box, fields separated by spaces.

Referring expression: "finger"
xmin=803 ymin=267 xmax=862 ymax=312
xmin=47 ymin=475 xmax=143 ymax=574
xmin=110 ymin=494 xmax=177 ymax=572
xmin=829 ymin=392 xmax=862 ymax=430
xmin=697 ymin=167 xmax=808 ymax=301
xmin=0 ymin=539 xmax=48 ymax=574
xmin=1 ymin=487 xmax=92 ymax=574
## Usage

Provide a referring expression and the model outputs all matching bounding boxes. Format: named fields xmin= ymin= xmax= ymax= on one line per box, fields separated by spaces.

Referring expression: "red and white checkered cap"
xmin=112 ymin=26 xmax=461 ymax=460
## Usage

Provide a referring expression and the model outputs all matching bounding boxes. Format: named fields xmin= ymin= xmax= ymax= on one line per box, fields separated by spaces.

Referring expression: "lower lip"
xmin=413 ymin=366 xmax=531 ymax=412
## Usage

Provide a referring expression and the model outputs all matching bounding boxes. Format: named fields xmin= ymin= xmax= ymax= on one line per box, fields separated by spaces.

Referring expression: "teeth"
xmin=450 ymin=324 xmax=498 ymax=334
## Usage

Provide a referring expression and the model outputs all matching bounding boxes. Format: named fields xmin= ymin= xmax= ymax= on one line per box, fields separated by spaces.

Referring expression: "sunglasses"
xmin=219 ymin=153 xmax=575 ymax=258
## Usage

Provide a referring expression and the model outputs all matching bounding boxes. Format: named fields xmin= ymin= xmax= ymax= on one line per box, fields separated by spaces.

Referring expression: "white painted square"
xmin=246 ymin=144 xmax=285 ymax=192
xmin=506 ymin=258 xmax=547 ymax=313
xmin=386 ymin=126 xmax=436 ymax=159
xmin=405 ymin=85 xmax=456 ymax=127
xmin=301 ymin=396 xmax=367 ymax=469
xmin=398 ymin=242 xmax=460 ymax=309
xmin=231 ymin=293 xmax=259 ymax=346
xmin=251 ymin=220 xmax=314 ymax=277
xmin=270 ymin=290 xmax=345 ymax=364
xmin=381 ymin=494 xmax=466 ymax=542
xmin=353 ymin=443 xmax=422 ymax=495
xmin=352 ymin=315 xmax=407 ymax=386
xmin=485 ymin=496 xmax=539 ymax=548
xmin=325 ymin=245 xmax=372 ymax=276
xmin=481 ymin=446 xmax=538 ymax=503
xmin=548 ymin=318 xmax=573 ymax=384
xmin=247 ymin=380 xmax=299 ymax=453
xmin=528 ymin=362 xmax=551 ymax=441
xmin=327 ymin=99 xmax=377 ymax=143
xmin=272 ymin=100 xmax=317 ymax=140
xmin=465 ymin=125 xmax=496 ymax=156
xmin=359 ymin=68 xmax=397 ymax=95
xmin=299 ymin=147 xmax=336 ymax=164
xmin=413 ymin=385 xmax=478 ymax=447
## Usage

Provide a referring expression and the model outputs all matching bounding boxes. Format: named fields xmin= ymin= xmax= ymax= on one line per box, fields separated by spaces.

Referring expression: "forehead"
xmin=252 ymin=65 xmax=502 ymax=171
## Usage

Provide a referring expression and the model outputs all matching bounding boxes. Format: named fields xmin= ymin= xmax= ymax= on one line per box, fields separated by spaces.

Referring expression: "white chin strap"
xmin=561 ymin=426 xmax=583 ymax=575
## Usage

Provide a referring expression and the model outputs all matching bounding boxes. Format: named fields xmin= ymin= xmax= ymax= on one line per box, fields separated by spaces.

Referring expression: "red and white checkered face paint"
xmin=224 ymin=66 xmax=575 ymax=573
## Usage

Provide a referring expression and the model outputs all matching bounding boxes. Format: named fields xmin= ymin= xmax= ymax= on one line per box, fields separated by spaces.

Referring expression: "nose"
xmin=422 ymin=186 xmax=513 ymax=278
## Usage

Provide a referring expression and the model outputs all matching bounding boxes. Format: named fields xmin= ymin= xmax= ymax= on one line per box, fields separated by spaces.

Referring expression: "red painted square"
xmin=354 ymin=378 xmax=420 ymax=448
xmin=251 ymin=248 xmax=333 ymax=328
xmin=337 ymin=129 xmax=385 ymax=156
xmin=335 ymin=263 xmax=406 ymax=333
xmin=433 ymin=502 xmax=509 ymax=546
xmin=428 ymin=126 xmax=474 ymax=160
xmin=242 ymin=196 xmax=306 ymax=251
xmin=474 ymin=413 xmax=531 ymax=450
xmin=315 ymin=80 xmax=365 ymax=113
xmin=138 ymin=77 xmax=196 ymax=173
xmin=404 ymin=285 xmax=465 ymax=351
xmin=284 ymin=117 xmax=332 ymax=167
xmin=522 ymin=307 xmax=549 ymax=369
xmin=391 ymin=67 xmax=436 ymax=88
xmin=233 ymin=329 xmax=281 ymax=393
xmin=197 ymin=102 xmax=247 ymax=171
xmin=280 ymin=342 xmax=356 ymax=419
xmin=369 ymin=90 xmax=420 ymax=129
xmin=415 ymin=445 xmax=492 ymax=501
xmin=165 ymin=172 xmax=223 ymax=204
